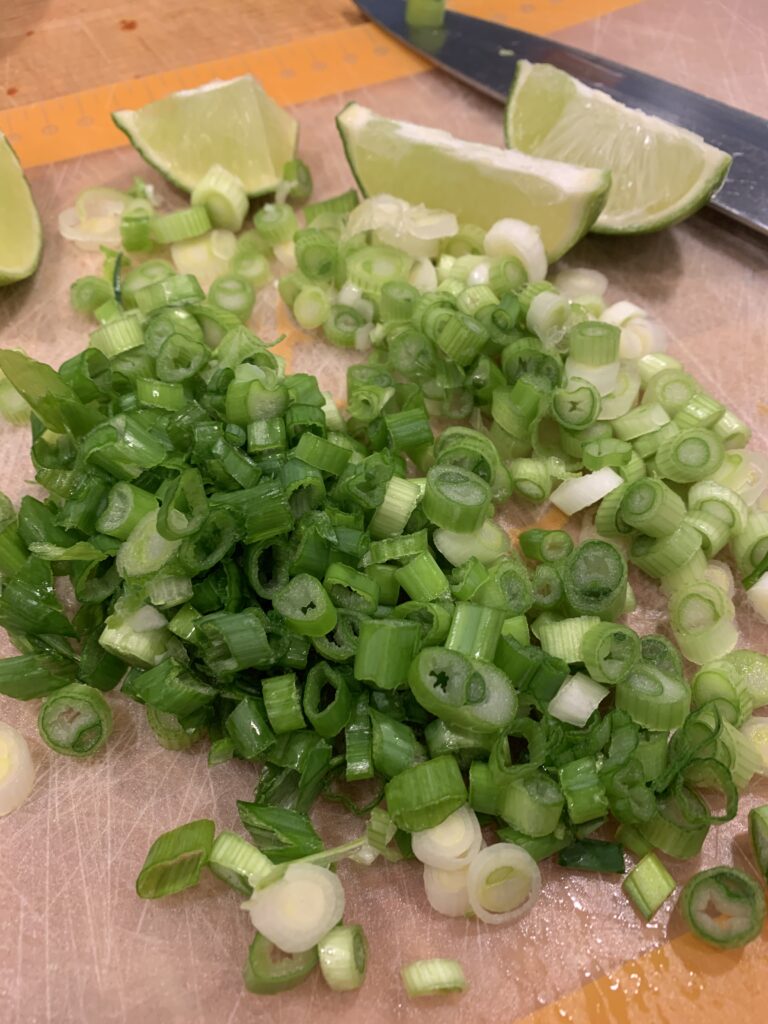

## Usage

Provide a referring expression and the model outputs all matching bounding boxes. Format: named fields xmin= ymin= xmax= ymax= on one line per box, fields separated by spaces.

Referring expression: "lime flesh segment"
xmin=505 ymin=61 xmax=732 ymax=234
xmin=0 ymin=133 xmax=42 ymax=287
xmin=336 ymin=102 xmax=610 ymax=261
xmin=113 ymin=76 xmax=298 ymax=197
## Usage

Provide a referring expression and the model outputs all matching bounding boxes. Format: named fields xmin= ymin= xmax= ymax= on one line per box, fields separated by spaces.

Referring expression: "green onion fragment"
xmin=136 ymin=819 xmax=215 ymax=899
xmin=680 ymin=867 xmax=766 ymax=949
xmin=401 ymin=958 xmax=466 ymax=998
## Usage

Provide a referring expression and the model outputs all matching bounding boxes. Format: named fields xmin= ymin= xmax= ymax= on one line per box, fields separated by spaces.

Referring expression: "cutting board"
xmin=1 ymin=2 xmax=768 ymax=1022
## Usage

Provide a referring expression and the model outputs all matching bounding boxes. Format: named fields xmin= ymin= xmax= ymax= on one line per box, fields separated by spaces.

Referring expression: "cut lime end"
xmin=0 ymin=133 xmax=42 ymax=287
xmin=336 ymin=102 xmax=610 ymax=261
xmin=505 ymin=61 xmax=732 ymax=234
xmin=112 ymin=76 xmax=298 ymax=197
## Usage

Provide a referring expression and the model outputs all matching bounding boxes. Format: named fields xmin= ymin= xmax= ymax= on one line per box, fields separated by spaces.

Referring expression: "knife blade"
xmin=354 ymin=0 xmax=768 ymax=235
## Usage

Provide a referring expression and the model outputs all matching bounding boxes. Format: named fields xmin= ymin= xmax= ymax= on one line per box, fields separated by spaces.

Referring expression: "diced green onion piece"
xmin=641 ymin=790 xmax=709 ymax=859
xmin=405 ymin=0 xmax=446 ymax=29
xmin=411 ymin=804 xmax=482 ymax=870
xmin=749 ymin=805 xmax=768 ymax=882
xmin=656 ymin=428 xmax=724 ymax=483
xmin=385 ymin=755 xmax=467 ymax=832
xmin=561 ymin=540 xmax=628 ymax=620
xmin=518 ymin=528 xmax=573 ymax=564
xmin=622 ymin=852 xmax=675 ymax=919
xmin=615 ymin=663 xmax=690 ymax=730
xmin=89 ymin=314 xmax=144 ymax=357
xmin=422 ymin=464 xmax=491 ymax=533
xmin=151 ymin=205 xmax=211 ymax=244
xmin=136 ymin=819 xmax=215 ymax=898
xmin=262 ymin=673 xmax=305 ymax=734
xmin=620 ymin=478 xmax=686 ymax=537
xmin=538 ymin=616 xmax=601 ymax=664
xmin=318 ymin=924 xmax=368 ymax=992
xmin=243 ymin=933 xmax=318 ymax=995
xmin=466 ymin=842 xmax=541 ymax=924
xmin=558 ymin=757 xmax=608 ymax=824
xmin=402 ymin=957 xmax=466 ymax=999
xmin=582 ymin=622 xmax=641 ymax=684
xmin=408 ymin=646 xmax=518 ymax=734
xmin=368 ymin=476 xmax=423 ymax=540
xmin=548 ymin=671 xmax=609 ymax=727
xmin=680 ymin=867 xmax=765 ymax=949
xmin=208 ymin=830 xmax=273 ymax=895
xmin=242 ymin=862 xmax=344 ymax=953
xmin=557 ymin=839 xmax=625 ymax=874
xmin=551 ymin=468 xmax=624 ymax=516
xmin=499 ymin=771 xmax=564 ymax=837
xmin=669 ymin=581 xmax=737 ymax=664
xmin=355 ymin=618 xmax=421 ymax=690
xmin=445 ymin=602 xmax=504 ymax=662
xmin=191 ymin=164 xmax=248 ymax=231
xmin=209 ymin=273 xmax=255 ymax=322
xmin=38 ymin=683 xmax=113 ymax=757
xmin=145 ymin=706 xmax=201 ymax=751
xmin=691 ymin=659 xmax=754 ymax=726
xmin=273 ymin=574 xmax=337 ymax=637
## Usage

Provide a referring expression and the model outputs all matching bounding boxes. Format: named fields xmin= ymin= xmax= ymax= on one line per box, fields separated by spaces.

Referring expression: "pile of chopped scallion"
xmin=1 ymin=151 xmax=767 ymax=1000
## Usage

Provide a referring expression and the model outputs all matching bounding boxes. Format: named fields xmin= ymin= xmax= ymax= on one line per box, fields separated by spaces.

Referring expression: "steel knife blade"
xmin=354 ymin=0 xmax=768 ymax=235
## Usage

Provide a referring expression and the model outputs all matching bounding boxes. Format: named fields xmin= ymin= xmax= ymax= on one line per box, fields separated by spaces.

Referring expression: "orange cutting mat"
xmin=1 ymin=0 xmax=637 ymax=168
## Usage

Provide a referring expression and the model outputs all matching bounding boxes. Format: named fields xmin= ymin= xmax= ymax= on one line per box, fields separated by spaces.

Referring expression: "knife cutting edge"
xmin=354 ymin=0 xmax=768 ymax=236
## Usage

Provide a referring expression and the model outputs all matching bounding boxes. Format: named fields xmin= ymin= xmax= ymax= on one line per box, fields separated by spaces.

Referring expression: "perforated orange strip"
xmin=0 ymin=0 xmax=638 ymax=168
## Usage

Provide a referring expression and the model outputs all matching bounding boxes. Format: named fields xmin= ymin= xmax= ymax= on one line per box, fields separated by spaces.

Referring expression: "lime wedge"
xmin=0 ymin=133 xmax=42 ymax=287
xmin=113 ymin=76 xmax=298 ymax=197
xmin=505 ymin=61 xmax=732 ymax=234
xmin=336 ymin=102 xmax=610 ymax=260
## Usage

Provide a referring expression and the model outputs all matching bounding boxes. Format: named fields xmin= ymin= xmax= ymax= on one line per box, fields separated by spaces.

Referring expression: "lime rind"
xmin=336 ymin=101 xmax=610 ymax=261
xmin=505 ymin=61 xmax=732 ymax=234
xmin=0 ymin=132 xmax=42 ymax=287
xmin=112 ymin=76 xmax=298 ymax=197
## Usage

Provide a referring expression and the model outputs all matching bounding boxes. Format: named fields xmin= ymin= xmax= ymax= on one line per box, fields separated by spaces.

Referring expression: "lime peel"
xmin=505 ymin=60 xmax=732 ymax=234
xmin=336 ymin=101 xmax=610 ymax=261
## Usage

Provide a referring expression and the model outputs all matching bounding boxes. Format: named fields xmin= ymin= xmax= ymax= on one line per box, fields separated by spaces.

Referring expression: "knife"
xmin=354 ymin=0 xmax=768 ymax=236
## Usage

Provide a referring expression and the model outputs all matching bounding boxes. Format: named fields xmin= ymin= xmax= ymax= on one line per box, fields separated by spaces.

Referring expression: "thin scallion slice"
xmin=680 ymin=867 xmax=765 ymax=949
xmin=318 ymin=924 xmax=368 ymax=992
xmin=136 ymin=819 xmax=215 ymax=898
xmin=622 ymin=852 xmax=676 ymax=920
xmin=242 ymin=862 xmax=345 ymax=953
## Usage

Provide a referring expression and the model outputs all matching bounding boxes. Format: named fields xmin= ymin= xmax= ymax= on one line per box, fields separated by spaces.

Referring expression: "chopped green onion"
xmin=355 ymin=618 xmax=421 ymax=690
xmin=680 ymin=867 xmax=765 ymax=949
xmin=318 ymin=924 xmax=368 ymax=992
xmin=622 ymin=852 xmax=675 ymax=919
xmin=191 ymin=164 xmax=248 ymax=231
xmin=385 ymin=755 xmax=467 ymax=832
xmin=243 ymin=933 xmax=318 ymax=995
xmin=243 ymin=862 xmax=344 ymax=953
xmin=500 ymin=771 xmax=564 ymax=837
xmin=405 ymin=0 xmax=446 ymax=29
xmin=582 ymin=622 xmax=641 ymax=684
xmin=38 ymin=683 xmax=113 ymax=757
xmin=208 ymin=273 xmax=255 ymax=322
xmin=208 ymin=830 xmax=273 ymax=895
xmin=151 ymin=205 xmax=211 ymax=244
xmin=749 ymin=805 xmax=768 ymax=882
xmin=411 ymin=804 xmax=482 ymax=870
xmin=548 ymin=672 xmax=609 ymax=727
xmin=466 ymin=842 xmax=541 ymax=924
xmin=656 ymin=428 xmax=724 ymax=483
xmin=401 ymin=958 xmax=466 ymax=998
xmin=136 ymin=819 xmax=215 ymax=898
xmin=558 ymin=757 xmax=608 ymax=824
xmin=557 ymin=839 xmax=625 ymax=874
